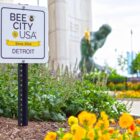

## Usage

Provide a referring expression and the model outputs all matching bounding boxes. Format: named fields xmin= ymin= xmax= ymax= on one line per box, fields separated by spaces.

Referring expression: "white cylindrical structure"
xmin=48 ymin=0 xmax=92 ymax=70
xmin=0 ymin=0 xmax=14 ymax=3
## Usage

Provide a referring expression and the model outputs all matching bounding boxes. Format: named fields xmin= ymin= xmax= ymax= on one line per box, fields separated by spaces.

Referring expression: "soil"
xmin=0 ymin=117 xmax=68 ymax=140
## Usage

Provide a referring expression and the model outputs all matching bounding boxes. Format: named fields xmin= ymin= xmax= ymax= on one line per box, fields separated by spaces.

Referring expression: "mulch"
xmin=0 ymin=117 xmax=68 ymax=140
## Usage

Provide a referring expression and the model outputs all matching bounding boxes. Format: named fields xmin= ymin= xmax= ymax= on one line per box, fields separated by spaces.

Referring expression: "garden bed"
xmin=0 ymin=117 xmax=67 ymax=140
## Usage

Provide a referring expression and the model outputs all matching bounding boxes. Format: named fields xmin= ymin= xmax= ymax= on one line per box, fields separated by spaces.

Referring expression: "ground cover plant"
xmin=107 ymin=69 xmax=140 ymax=95
xmin=0 ymin=64 xmax=127 ymax=121
xmin=44 ymin=111 xmax=140 ymax=140
xmin=115 ymin=90 xmax=140 ymax=99
xmin=107 ymin=82 xmax=140 ymax=91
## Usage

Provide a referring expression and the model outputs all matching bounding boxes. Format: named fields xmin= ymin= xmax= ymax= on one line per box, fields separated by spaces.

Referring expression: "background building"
xmin=127 ymin=51 xmax=136 ymax=75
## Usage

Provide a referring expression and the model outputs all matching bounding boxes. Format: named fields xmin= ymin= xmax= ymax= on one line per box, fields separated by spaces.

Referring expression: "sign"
xmin=0 ymin=3 xmax=48 ymax=63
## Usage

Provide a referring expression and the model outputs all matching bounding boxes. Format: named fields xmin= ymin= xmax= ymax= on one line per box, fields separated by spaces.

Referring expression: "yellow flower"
xmin=133 ymin=126 xmax=140 ymax=138
xmin=116 ymin=134 xmax=123 ymax=140
xmin=87 ymin=129 xmax=95 ymax=140
xmin=90 ymin=113 xmax=97 ymax=126
xmin=78 ymin=111 xmax=96 ymax=127
xmin=71 ymin=124 xmax=86 ymax=140
xmin=44 ymin=132 xmax=57 ymax=140
xmin=119 ymin=113 xmax=134 ymax=128
xmin=71 ymin=124 xmax=79 ymax=135
xmin=101 ymin=111 xmax=108 ymax=121
xmin=95 ymin=111 xmax=109 ymax=130
xmin=96 ymin=112 xmax=109 ymax=130
xmin=95 ymin=119 xmax=109 ymax=130
xmin=68 ymin=116 xmax=78 ymax=126
xmin=95 ymin=119 xmax=104 ymax=129
xmin=99 ymin=133 xmax=110 ymax=140
xmin=44 ymin=111 xmax=140 ymax=140
xmin=103 ymin=119 xmax=109 ymax=129
xmin=62 ymin=133 xmax=73 ymax=140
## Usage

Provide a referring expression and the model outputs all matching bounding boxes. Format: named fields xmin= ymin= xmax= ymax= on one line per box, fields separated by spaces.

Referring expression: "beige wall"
xmin=0 ymin=0 xmax=14 ymax=3
xmin=48 ymin=0 xmax=92 ymax=70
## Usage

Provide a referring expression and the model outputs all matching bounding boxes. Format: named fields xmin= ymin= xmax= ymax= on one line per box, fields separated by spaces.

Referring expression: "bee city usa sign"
xmin=0 ymin=3 xmax=48 ymax=63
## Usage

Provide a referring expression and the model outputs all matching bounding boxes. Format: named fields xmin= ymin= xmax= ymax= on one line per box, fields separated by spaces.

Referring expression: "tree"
xmin=131 ymin=52 xmax=140 ymax=76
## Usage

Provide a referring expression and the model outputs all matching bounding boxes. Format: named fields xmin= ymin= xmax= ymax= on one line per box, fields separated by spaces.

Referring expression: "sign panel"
xmin=0 ymin=4 xmax=48 ymax=63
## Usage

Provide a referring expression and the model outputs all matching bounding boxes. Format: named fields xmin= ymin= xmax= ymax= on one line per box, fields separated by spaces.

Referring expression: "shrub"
xmin=107 ymin=70 xmax=127 ymax=91
xmin=107 ymin=70 xmax=126 ymax=84
xmin=0 ymin=64 xmax=127 ymax=121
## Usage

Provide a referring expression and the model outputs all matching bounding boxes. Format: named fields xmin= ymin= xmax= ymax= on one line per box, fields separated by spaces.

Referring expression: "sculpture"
xmin=79 ymin=24 xmax=112 ymax=73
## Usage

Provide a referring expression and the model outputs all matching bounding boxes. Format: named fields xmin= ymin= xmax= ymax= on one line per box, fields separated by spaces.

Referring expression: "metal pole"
xmin=130 ymin=29 xmax=134 ymax=76
xmin=37 ymin=0 xmax=39 ymax=6
xmin=130 ymin=29 xmax=133 ymax=61
xmin=18 ymin=63 xmax=28 ymax=126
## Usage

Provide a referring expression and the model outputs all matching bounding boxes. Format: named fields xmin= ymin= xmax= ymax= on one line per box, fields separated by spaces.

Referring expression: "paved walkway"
xmin=118 ymin=99 xmax=140 ymax=117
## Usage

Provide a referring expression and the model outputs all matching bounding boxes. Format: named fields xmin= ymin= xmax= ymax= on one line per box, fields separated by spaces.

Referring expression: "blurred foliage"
xmin=0 ymin=64 xmax=127 ymax=121
xmin=108 ymin=81 xmax=140 ymax=91
xmin=107 ymin=69 xmax=126 ymax=84
xmin=116 ymin=90 xmax=140 ymax=99
xmin=131 ymin=52 xmax=140 ymax=75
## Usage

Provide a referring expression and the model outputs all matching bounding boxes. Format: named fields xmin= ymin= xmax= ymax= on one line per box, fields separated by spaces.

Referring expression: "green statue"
xmin=79 ymin=24 xmax=112 ymax=73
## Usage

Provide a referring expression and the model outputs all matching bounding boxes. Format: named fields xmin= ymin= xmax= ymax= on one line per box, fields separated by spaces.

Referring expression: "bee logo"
xmin=29 ymin=15 xmax=34 ymax=22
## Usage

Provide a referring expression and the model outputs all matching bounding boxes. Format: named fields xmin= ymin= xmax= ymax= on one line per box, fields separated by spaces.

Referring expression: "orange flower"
xmin=119 ymin=113 xmax=134 ymax=128
xmin=44 ymin=132 xmax=57 ymax=140
xmin=135 ymin=118 xmax=140 ymax=125
xmin=129 ymin=123 xmax=136 ymax=131
xmin=108 ymin=127 xmax=114 ymax=134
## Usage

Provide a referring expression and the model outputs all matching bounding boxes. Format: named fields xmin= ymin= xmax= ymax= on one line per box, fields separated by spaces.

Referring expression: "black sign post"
xmin=18 ymin=63 xmax=28 ymax=126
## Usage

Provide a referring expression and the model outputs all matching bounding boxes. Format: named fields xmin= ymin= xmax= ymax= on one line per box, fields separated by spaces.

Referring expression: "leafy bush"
xmin=127 ymin=82 xmax=140 ymax=90
xmin=107 ymin=70 xmax=126 ymax=83
xmin=0 ymin=64 xmax=128 ymax=121
xmin=107 ymin=70 xmax=127 ymax=90
xmin=107 ymin=82 xmax=127 ymax=91
xmin=73 ymin=77 xmax=127 ymax=119
xmin=0 ymin=64 xmax=18 ymax=118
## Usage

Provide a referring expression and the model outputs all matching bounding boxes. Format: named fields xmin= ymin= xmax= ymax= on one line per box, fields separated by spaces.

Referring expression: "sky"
xmin=92 ymin=0 xmax=140 ymax=72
